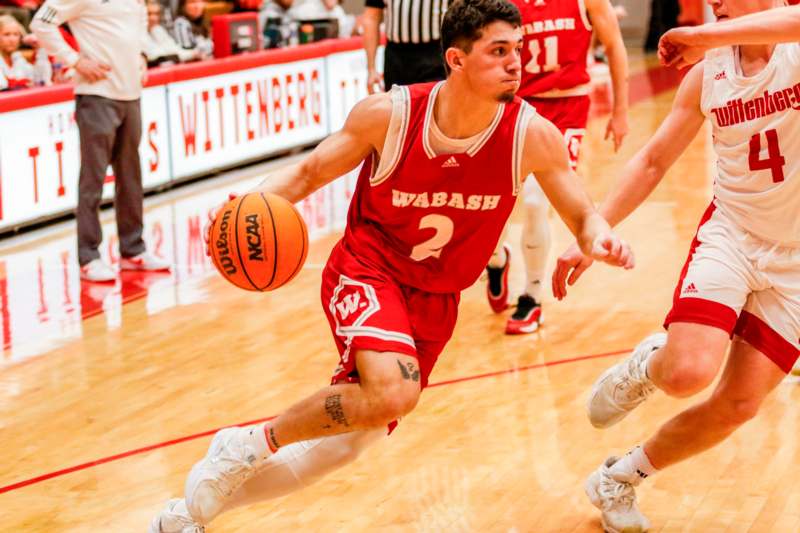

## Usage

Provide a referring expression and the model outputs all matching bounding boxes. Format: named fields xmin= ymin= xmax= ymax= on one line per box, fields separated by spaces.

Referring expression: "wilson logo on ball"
xmin=215 ymin=209 xmax=237 ymax=275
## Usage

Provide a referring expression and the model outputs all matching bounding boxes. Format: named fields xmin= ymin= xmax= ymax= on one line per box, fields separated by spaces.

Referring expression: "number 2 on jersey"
xmin=525 ymin=36 xmax=559 ymax=74
xmin=410 ymin=214 xmax=454 ymax=261
xmin=748 ymin=129 xmax=785 ymax=183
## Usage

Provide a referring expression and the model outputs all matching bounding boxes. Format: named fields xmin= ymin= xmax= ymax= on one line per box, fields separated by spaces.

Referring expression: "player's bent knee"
xmin=362 ymin=382 xmax=421 ymax=427
xmin=658 ymin=352 xmax=718 ymax=397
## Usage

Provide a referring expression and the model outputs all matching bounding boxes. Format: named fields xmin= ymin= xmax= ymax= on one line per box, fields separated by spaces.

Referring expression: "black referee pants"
xmin=383 ymin=40 xmax=446 ymax=90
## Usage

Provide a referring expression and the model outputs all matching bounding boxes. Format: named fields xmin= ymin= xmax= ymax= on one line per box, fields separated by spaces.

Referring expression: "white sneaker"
xmin=585 ymin=457 xmax=651 ymax=533
xmin=119 ymin=252 xmax=171 ymax=272
xmin=150 ymin=499 xmax=204 ymax=533
xmin=185 ymin=427 xmax=267 ymax=524
xmin=79 ymin=259 xmax=116 ymax=283
xmin=587 ymin=333 xmax=664 ymax=428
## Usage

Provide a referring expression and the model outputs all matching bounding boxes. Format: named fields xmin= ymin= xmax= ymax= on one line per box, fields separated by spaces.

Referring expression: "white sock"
xmin=243 ymin=423 xmax=272 ymax=462
xmin=521 ymin=184 xmax=550 ymax=301
xmin=609 ymin=446 xmax=657 ymax=486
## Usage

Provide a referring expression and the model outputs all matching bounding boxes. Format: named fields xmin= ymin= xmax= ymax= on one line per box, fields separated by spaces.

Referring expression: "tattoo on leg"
xmin=268 ymin=427 xmax=280 ymax=450
xmin=397 ymin=360 xmax=420 ymax=382
xmin=324 ymin=394 xmax=349 ymax=427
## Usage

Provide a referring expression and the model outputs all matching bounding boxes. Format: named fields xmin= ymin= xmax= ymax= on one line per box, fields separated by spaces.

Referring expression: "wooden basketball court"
xmin=2 ymin=54 xmax=800 ymax=532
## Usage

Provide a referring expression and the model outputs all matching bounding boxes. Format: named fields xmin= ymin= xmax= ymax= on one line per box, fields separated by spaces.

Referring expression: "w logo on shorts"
xmin=329 ymin=276 xmax=380 ymax=328
xmin=336 ymin=292 xmax=363 ymax=320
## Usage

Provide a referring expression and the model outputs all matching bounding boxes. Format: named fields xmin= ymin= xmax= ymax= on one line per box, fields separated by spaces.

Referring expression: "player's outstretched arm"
xmin=598 ymin=62 xmax=704 ymax=228
xmin=202 ymin=93 xmax=391 ymax=251
xmin=552 ymin=63 xmax=705 ymax=299
xmin=660 ymin=5 xmax=800 ymax=68
xmin=522 ymin=114 xmax=634 ymax=270
xmin=250 ymin=92 xmax=392 ymax=202
xmin=587 ymin=0 xmax=629 ymax=151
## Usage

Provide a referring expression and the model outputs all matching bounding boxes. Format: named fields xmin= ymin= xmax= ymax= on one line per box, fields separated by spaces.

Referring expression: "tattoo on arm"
xmin=324 ymin=394 xmax=350 ymax=427
xmin=397 ymin=359 xmax=420 ymax=382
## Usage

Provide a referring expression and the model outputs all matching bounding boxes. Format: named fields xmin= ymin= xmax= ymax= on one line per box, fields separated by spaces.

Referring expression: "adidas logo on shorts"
xmin=683 ymin=282 xmax=698 ymax=295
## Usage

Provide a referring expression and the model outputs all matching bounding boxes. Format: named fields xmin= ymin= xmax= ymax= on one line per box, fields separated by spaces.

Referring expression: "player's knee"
xmin=362 ymin=383 xmax=420 ymax=426
xmin=658 ymin=347 xmax=718 ymax=396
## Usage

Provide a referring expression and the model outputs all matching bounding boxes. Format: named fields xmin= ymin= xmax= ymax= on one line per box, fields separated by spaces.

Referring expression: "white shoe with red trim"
xmin=79 ymin=259 xmax=116 ymax=283
xmin=120 ymin=252 xmax=171 ymax=272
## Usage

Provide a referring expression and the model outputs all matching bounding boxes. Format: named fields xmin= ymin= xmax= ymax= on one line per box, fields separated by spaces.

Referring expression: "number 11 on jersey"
xmin=525 ymin=36 xmax=560 ymax=74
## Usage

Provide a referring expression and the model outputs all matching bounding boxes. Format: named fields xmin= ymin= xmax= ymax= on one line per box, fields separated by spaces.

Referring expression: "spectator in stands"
xmin=260 ymin=0 xmax=292 ymax=25
xmin=0 ymin=0 xmax=41 ymax=30
xmin=31 ymin=0 xmax=171 ymax=281
xmin=144 ymin=0 xmax=199 ymax=66
xmin=259 ymin=0 xmax=293 ymax=47
xmin=290 ymin=0 xmax=353 ymax=38
xmin=0 ymin=14 xmax=50 ymax=90
xmin=172 ymin=0 xmax=213 ymax=60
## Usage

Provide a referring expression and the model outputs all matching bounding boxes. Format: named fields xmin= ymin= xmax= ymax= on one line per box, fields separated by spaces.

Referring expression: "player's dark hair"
xmin=440 ymin=0 xmax=521 ymax=72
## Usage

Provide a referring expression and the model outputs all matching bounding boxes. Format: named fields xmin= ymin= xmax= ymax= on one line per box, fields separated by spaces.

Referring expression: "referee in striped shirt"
xmin=363 ymin=0 xmax=448 ymax=94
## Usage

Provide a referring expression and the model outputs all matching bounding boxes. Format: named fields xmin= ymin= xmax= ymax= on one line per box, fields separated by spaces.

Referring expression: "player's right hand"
xmin=367 ymin=69 xmax=384 ymax=95
xmin=204 ymin=193 xmax=238 ymax=257
xmin=552 ymin=242 xmax=593 ymax=301
xmin=74 ymin=57 xmax=112 ymax=83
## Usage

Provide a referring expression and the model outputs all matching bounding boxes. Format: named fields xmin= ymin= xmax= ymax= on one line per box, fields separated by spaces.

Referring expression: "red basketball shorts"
xmin=321 ymin=242 xmax=460 ymax=389
xmin=526 ymin=95 xmax=590 ymax=169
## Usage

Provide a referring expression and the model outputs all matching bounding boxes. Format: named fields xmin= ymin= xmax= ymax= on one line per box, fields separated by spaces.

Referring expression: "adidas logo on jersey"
xmin=714 ymin=71 xmax=727 ymax=80
xmin=683 ymin=282 xmax=698 ymax=295
xmin=441 ymin=156 xmax=459 ymax=168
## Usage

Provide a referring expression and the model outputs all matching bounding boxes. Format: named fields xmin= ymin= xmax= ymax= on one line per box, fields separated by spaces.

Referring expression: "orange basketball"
xmin=209 ymin=192 xmax=308 ymax=291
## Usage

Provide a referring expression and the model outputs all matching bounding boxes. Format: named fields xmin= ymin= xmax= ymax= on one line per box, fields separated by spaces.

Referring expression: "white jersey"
xmin=700 ymin=43 xmax=800 ymax=247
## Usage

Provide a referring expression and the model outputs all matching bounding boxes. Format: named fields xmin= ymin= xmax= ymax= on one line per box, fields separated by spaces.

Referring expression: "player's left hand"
xmin=605 ymin=111 xmax=628 ymax=152
xmin=590 ymin=232 xmax=635 ymax=270
xmin=658 ymin=26 xmax=708 ymax=69
xmin=552 ymin=242 xmax=593 ymax=301
xmin=204 ymin=193 xmax=238 ymax=256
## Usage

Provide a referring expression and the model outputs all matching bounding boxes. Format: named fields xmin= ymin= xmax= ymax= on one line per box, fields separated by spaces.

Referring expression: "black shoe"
xmin=506 ymin=294 xmax=543 ymax=334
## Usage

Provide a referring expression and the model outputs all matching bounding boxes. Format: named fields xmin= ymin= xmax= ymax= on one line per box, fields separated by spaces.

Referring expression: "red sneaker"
xmin=505 ymin=294 xmax=543 ymax=334
xmin=486 ymin=244 xmax=511 ymax=313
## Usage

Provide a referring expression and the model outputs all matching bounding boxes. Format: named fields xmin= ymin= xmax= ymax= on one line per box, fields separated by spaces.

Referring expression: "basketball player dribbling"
xmin=485 ymin=0 xmax=629 ymax=335
xmin=553 ymin=2 xmax=800 ymax=531
xmin=150 ymin=1 xmax=635 ymax=530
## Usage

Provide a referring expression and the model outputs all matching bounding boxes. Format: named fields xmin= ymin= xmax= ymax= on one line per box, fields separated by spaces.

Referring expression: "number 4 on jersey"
xmin=748 ymin=129 xmax=785 ymax=183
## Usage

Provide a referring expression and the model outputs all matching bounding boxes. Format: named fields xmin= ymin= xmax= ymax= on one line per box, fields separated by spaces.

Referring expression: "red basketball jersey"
xmin=513 ymin=0 xmax=593 ymax=97
xmin=340 ymin=82 xmax=529 ymax=293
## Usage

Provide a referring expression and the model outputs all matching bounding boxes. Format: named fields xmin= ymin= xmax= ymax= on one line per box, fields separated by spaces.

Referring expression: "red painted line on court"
xmin=428 ymin=348 xmax=629 ymax=389
xmin=0 ymin=347 xmax=630 ymax=495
